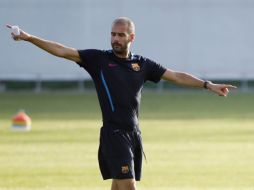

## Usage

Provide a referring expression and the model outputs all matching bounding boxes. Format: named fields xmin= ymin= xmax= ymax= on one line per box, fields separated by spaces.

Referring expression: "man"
xmin=7 ymin=17 xmax=236 ymax=190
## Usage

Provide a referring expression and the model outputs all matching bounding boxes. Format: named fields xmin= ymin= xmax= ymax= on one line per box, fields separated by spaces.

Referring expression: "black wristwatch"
xmin=203 ymin=81 xmax=211 ymax=89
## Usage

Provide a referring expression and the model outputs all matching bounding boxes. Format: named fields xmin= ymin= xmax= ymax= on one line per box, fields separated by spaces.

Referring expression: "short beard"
xmin=111 ymin=42 xmax=128 ymax=55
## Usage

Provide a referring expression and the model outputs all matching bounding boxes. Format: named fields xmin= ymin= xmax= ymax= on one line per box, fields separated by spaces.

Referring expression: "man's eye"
xmin=119 ymin=33 xmax=125 ymax=37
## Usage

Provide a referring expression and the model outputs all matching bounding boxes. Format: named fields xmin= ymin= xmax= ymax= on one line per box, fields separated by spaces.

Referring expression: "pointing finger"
xmin=6 ymin=24 xmax=12 ymax=29
xmin=224 ymin=85 xmax=237 ymax=89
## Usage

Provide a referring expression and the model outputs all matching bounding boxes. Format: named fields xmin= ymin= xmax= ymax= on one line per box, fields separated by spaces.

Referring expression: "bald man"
xmin=7 ymin=17 xmax=236 ymax=190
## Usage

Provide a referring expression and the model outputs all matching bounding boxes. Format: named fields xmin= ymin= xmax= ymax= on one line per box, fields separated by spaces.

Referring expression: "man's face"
xmin=111 ymin=23 xmax=134 ymax=55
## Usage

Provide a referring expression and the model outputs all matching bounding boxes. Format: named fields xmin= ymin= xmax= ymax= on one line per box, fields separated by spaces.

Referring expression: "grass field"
xmin=0 ymin=91 xmax=254 ymax=190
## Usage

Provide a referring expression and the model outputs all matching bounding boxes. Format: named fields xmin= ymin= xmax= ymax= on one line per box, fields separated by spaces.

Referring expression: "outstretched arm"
xmin=6 ymin=24 xmax=81 ymax=63
xmin=161 ymin=69 xmax=237 ymax=97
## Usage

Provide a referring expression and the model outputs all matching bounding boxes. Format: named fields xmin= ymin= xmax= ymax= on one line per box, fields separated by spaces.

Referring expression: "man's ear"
xmin=130 ymin=33 xmax=135 ymax=42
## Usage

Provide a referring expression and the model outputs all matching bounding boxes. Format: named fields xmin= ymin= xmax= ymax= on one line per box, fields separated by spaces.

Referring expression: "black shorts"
xmin=98 ymin=126 xmax=143 ymax=181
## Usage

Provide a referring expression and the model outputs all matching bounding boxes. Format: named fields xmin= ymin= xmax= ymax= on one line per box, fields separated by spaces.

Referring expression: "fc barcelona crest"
xmin=131 ymin=63 xmax=140 ymax=71
xmin=121 ymin=165 xmax=129 ymax=174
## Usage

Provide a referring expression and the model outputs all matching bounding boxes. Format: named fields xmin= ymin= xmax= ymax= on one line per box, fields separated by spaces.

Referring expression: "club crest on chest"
xmin=131 ymin=63 xmax=140 ymax=71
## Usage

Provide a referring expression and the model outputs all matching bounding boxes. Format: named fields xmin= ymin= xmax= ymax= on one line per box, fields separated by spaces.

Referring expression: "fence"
xmin=0 ymin=74 xmax=252 ymax=93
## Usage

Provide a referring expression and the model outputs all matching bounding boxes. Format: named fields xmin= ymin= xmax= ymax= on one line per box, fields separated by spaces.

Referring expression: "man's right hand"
xmin=6 ymin=24 xmax=81 ymax=63
xmin=6 ymin=24 xmax=31 ymax=41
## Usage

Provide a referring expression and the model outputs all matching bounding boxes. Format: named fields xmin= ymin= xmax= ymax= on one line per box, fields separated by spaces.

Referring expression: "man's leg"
xmin=112 ymin=179 xmax=136 ymax=190
xmin=111 ymin=179 xmax=118 ymax=190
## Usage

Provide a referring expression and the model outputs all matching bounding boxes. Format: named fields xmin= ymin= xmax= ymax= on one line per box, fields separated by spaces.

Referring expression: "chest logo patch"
xmin=131 ymin=63 xmax=140 ymax=71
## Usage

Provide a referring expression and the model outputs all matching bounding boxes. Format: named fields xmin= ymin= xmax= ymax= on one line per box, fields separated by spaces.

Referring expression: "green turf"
xmin=0 ymin=91 xmax=254 ymax=190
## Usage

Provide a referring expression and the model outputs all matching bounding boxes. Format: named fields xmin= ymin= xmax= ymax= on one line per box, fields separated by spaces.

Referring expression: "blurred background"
xmin=1 ymin=0 xmax=254 ymax=92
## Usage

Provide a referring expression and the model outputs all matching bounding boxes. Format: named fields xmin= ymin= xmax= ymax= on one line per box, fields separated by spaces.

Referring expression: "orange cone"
xmin=11 ymin=111 xmax=31 ymax=131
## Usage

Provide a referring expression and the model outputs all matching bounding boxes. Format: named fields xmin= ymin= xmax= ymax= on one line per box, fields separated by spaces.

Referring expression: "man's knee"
xmin=113 ymin=179 xmax=136 ymax=190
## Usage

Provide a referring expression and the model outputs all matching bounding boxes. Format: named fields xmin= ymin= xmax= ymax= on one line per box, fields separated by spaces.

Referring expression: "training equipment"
xmin=11 ymin=25 xmax=20 ymax=35
xmin=11 ymin=110 xmax=32 ymax=131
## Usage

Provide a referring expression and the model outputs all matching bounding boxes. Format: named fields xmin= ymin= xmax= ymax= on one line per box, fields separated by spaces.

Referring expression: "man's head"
xmin=111 ymin=17 xmax=135 ymax=57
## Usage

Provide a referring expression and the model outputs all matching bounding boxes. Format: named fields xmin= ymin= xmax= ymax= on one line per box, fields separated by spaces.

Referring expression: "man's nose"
xmin=113 ymin=34 xmax=120 ymax=42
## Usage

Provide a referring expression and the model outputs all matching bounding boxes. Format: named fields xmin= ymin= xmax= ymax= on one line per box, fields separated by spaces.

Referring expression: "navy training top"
xmin=77 ymin=49 xmax=166 ymax=131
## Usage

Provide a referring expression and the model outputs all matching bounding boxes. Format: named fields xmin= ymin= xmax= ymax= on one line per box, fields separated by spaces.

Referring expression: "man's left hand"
xmin=207 ymin=83 xmax=237 ymax=97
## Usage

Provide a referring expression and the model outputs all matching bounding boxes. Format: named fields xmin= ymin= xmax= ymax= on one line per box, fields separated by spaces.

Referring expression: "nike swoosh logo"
xmin=108 ymin=63 xmax=118 ymax=67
